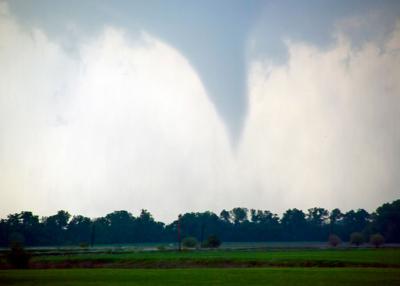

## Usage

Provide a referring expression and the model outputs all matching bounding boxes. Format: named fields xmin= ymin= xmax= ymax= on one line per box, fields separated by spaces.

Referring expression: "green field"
xmin=1 ymin=249 xmax=399 ymax=285
xmin=26 ymin=248 xmax=400 ymax=268
xmin=1 ymin=268 xmax=400 ymax=286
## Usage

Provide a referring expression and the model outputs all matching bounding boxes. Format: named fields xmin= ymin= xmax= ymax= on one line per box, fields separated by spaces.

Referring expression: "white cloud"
xmin=0 ymin=4 xmax=234 ymax=221
xmin=0 ymin=3 xmax=399 ymax=221
xmin=240 ymin=24 xmax=400 ymax=213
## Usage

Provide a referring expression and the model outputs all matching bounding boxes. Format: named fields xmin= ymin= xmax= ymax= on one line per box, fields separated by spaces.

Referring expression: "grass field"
xmin=25 ymin=248 xmax=400 ymax=268
xmin=1 ymin=268 xmax=400 ymax=286
xmin=1 ymin=249 xmax=399 ymax=285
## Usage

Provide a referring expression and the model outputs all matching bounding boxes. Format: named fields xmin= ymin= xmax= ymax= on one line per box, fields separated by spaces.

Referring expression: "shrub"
xmin=157 ymin=245 xmax=166 ymax=251
xmin=370 ymin=233 xmax=385 ymax=248
xmin=7 ymin=242 xmax=31 ymax=269
xmin=182 ymin=236 xmax=198 ymax=248
xmin=79 ymin=242 xmax=89 ymax=249
xmin=328 ymin=234 xmax=341 ymax=247
xmin=350 ymin=232 xmax=364 ymax=246
xmin=202 ymin=235 xmax=221 ymax=248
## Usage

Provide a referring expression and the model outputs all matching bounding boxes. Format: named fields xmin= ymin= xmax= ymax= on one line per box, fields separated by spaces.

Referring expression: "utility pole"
xmin=200 ymin=221 xmax=205 ymax=247
xmin=90 ymin=223 xmax=96 ymax=248
xmin=177 ymin=214 xmax=182 ymax=251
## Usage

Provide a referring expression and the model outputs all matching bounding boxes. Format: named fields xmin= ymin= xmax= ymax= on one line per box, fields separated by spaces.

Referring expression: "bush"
xmin=7 ymin=242 xmax=31 ymax=269
xmin=370 ymin=233 xmax=385 ymax=248
xmin=182 ymin=236 xmax=198 ymax=248
xmin=328 ymin=234 xmax=341 ymax=247
xmin=202 ymin=235 xmax=221 ymax=248
xmin=79 ymin=242 xmax=89 ymax=249
xmin=157 ymin=245 xmax=166 ymax=251
xmin=350 ymin=232 xmax=364 ymax=246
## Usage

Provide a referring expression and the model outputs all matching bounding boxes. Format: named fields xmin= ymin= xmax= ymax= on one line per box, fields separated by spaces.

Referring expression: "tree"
xmin=250 ymin=209 xmax=260 ymax=223
xmin=178 ymin=213 xmax=201 ymax=240
xmin=307 ymin=208 xmax=329 ymax=225
xmin=105 ymin=211 xmax=134 ymax=243
xmin=342 ymin=209 xmax=370 ymax=238
xmin=329 ymin=208 xmax=343 ymax=235
xmin=134 ymin=209 xmax=164 ymax=242
xmin=47 ymin=211 xmax=70 ymax=229
xmin=219 ymin=210 xmax=231 ymax=223
xmin=0 ymin=200 xmax=397 ymax=246
xmin=281 ymin=209 xmax=307 ymax=241
xmin=230 ymin=208 xmax=248 ymax=224
xmin=67 ymin=215 xmax=92 ymax=245
xmin=306 ymin=208 xmax=329 ymax=240
xmin=202 ymin=234 xmax=221 ymax=248
xmin=43 ymin=211 xmax=71 ymax=245
xmin=373 ymin=200 xmax=400 ymax=243
xmin=0 ymin=219 xmax=7 ymax=246
xmin=370 ymin=233 xmax=385 ymax=248
xmin=350 ymin=232 xmax=364 ymax=246
xmin=248 ymin=210 xmax=281 ymax=241
xmin=328 ymin=234 xmax=341 ymax=247
xmin=21 ymin=212 xmax=42 ymax=245
xmin=92 ymin=217 xmax=110 ymax=244
xmin=3 ymin=212 xmax=42 ymax=246
xmin=182 ymin=236 xmax=198 ymax=248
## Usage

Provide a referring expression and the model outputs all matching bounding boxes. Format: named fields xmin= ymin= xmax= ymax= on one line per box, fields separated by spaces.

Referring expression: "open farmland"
xmin=1 ymin=248 xmax=399 ymax=269
xmin=1 ymin=268 xmax=400 ymax=286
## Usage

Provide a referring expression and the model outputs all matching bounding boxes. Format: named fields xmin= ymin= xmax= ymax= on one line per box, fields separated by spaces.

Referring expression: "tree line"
xmin=0 ymin=199 xmax=399 ymax=247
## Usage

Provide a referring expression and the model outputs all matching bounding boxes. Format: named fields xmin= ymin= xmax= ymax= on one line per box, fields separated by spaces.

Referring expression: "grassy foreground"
xmin=1 ymin=268 xmax=400 ymax=286
xmin=26 ymin=248 xmax=400 ymax=268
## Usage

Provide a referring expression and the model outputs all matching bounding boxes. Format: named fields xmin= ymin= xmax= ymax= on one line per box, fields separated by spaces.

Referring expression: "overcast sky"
xmin=1 ymin=1 xmax=399 ymax=222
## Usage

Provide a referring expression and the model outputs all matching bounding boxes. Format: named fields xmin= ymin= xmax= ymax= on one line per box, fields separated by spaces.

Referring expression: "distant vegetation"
xmin=328 ymin=234 xmax=341 ymax=247
xmin=350 ymin=232 xmax=364 ymax=246
xmin=5 ymin=241 xmax=30 ymax=269
xmin=182 ymin=237 xmax=198 ymax=248
xmin=1 ymin=268 xmax=400 ymax=286
xmin=370 ymin=233 xmax=385 ymax=248
xmin=0 ymin=199 xmax=399 ymax=247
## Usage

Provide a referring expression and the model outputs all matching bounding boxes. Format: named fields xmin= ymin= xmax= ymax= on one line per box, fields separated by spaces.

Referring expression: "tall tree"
xmin=230 ymin=208 xmax=248 ymax=224
xmin=342 ymin=209 xmax=370 ymax=240
xmin=281 ymin=209 xmax=307 ymax=241
xmin=43 ymin=210 xmax=70 ymax=245
xmin=105 ymin=210 xmax=135 ymax=243
xmin=219 ymin=210 xmax=231 ymax=223
xmin=306 ymin=208 xmax=329 ymax=240
xmin=329 ymin=208 xmax=343 ymax=235
xmin=374 ymin=199 xmax=400 ymax=242
xmin=67 ymin=215 xmax=92 ymax=244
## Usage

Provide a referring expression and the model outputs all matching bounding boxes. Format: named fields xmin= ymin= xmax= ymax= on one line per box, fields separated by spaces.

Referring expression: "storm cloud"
xmin=0 ymin=3 xmax=399 ymax=221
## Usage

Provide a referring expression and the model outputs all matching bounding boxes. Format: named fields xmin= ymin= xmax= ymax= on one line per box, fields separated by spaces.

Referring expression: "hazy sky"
xmin=1 ymin=1 xmax=399 ymax=222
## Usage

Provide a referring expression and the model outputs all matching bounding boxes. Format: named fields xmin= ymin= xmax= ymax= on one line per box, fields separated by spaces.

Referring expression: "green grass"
xmin=30 ymin=248 xmax=400 ymax=267
xmin=1 ymin=268 xmax=399 ymax=286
